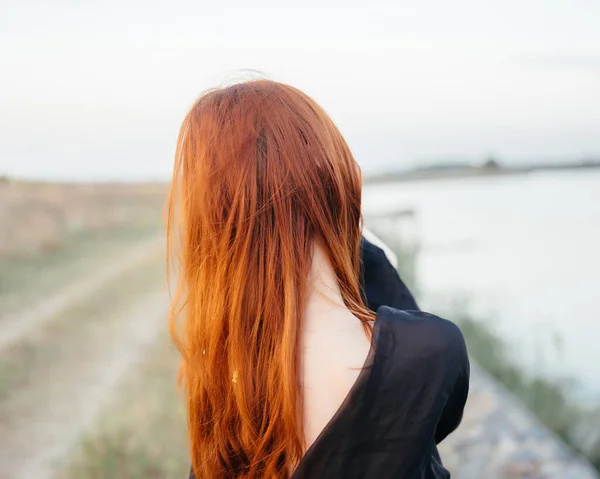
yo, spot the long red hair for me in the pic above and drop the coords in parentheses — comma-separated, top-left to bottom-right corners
(167, 80, 374, 478)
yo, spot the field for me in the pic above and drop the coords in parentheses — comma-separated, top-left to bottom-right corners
(0, 180, 190, 479)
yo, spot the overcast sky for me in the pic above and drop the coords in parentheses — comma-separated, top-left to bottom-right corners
(1, 0, 599, 181)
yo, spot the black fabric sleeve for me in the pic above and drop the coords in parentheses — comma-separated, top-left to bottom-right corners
(291, 308, 468, 479)
(360, 237, 419, 311)
(434, 326, 470, 444)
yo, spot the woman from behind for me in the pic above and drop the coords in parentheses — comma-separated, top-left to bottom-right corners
(167, 80, 469, 479)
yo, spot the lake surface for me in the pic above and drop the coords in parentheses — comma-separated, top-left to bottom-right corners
(363, 169, 600, 404)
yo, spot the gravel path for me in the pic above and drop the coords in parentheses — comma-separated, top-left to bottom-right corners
(0, 236, 164, 352)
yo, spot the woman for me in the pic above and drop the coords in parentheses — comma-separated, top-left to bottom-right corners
(167, 80, 469, 478)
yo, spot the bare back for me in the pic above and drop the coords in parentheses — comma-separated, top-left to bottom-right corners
(300, 246, 372, 451)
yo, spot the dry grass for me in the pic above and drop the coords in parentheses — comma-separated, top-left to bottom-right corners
(0, 180, 184, 477)
(0, 179, 167, 256)
(60, 335, 189, 479)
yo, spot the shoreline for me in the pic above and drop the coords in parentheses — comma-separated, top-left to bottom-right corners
(363, 163, 600, 185)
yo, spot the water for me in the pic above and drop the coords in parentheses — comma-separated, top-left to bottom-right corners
(363, 169, 600, 404)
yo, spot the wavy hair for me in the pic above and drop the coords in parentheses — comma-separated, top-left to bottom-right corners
(167, 80, 374, 478)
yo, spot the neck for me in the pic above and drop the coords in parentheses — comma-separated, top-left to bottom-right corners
(305, 244, 346, 314)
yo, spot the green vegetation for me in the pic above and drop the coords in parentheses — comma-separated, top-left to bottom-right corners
(456, 316, 579, 438)
(456, 315, 600, 470)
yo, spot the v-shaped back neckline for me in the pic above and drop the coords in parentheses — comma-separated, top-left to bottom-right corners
(290, 310, 383, 477)
(189, 308, 468, 479)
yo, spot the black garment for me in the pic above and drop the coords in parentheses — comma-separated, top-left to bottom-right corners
(189, 237, 469, 478)
(290, 306, 469, 478)
(359, 237, 419, 311)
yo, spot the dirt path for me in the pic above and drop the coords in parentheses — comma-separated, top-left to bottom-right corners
(0, 290, 169, 479)
(0, 235, 164, 352)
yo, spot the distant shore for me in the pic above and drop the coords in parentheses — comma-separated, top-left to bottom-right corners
(364, 159, 600, 185)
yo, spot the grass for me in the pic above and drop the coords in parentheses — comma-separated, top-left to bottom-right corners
(456, 316, 580, 436)
(59, 335, 189, 479)
(456, 314, 600, 470)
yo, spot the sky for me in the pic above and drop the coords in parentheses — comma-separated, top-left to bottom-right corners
(1, 0, 599, 181)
